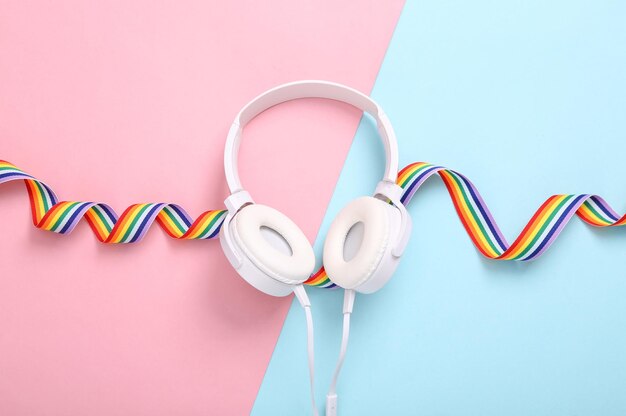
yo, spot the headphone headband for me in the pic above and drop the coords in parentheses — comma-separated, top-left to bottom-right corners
(224, 80, 399, 193)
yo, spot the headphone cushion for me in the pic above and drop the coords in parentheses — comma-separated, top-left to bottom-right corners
(323, 196, 392, 289)
(233, 204, 315, 285)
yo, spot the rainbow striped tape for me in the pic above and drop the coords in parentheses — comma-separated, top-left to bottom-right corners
(305, 162, 626, 288)
(397, 162, 626, 260)
(0, 161, 225, 243)
(2, 160, 624, 289)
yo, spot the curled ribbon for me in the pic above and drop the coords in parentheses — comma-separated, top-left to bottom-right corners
(306, 162, 626, 288)
(1, 160, 624, 289)
(0, 161, 225, 243)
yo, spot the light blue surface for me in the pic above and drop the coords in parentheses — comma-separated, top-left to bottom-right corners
(252, 1, 626, 414)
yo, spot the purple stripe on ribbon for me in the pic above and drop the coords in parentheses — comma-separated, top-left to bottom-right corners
(169, 204, 193, 227)
(58, 202, 96, 234)
(455, 171, 509, 252)
(0, 172, 33, 182)
(589, 195, 620, 221)
(525, 195, 589, 261)
(400, 165, 442, 204)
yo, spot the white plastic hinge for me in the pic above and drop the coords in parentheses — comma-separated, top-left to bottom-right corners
(374, 180, 403, 202)
(224, 190, 253, 213)
(374, 181, 411, 257)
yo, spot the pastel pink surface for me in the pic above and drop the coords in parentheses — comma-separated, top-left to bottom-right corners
(0, 1, 404, 415)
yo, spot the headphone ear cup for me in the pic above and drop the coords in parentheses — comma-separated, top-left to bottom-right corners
(323, 196, 402, 292)
(222, 204, 315, 295)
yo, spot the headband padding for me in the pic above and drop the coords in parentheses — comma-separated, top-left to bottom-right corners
(323, 197, 391, 289)
(233, 204, 315, 285)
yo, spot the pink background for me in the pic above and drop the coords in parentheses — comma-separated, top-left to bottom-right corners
(0, 1, 404, 414)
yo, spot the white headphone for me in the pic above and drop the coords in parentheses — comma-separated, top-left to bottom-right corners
(220, 80, 411, 296)
(219, 80, 412, 415)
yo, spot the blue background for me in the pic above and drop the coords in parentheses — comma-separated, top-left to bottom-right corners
(253, 0, 626, 414)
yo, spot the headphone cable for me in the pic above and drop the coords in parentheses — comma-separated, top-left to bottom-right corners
(294, 285, 319, 416)
(326, 289, 356, 416)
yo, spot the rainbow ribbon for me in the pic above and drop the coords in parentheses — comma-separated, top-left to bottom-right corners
(2, 160, 624, 289)
(0, 161, 225, 243)
(305, 162, 626, 288)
